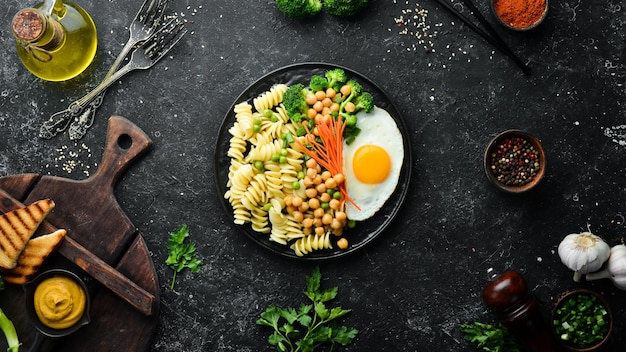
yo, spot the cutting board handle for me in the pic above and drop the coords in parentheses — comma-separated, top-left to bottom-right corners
(91, 116, 153, 187)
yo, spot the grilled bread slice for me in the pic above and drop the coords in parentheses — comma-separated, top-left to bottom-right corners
(0, 229, 66, 285)
(0, 199, 55, 269)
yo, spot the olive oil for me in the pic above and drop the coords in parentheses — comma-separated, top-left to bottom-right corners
(12, 0, 97, 82)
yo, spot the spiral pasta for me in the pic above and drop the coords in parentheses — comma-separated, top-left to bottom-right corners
(253, 84, 288, 112)
(224, 83, 346, 256)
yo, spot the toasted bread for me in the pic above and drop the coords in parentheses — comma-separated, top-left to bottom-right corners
(0, 199, 55, 269)
(0, 229, 66, 285)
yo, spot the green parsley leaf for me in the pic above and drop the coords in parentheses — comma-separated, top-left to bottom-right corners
(257, 266, 358, 351)
(459, 321, 521, 352)
(165, 224, 203, 290)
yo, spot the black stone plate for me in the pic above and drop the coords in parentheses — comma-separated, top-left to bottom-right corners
(215, 62, 412, 260)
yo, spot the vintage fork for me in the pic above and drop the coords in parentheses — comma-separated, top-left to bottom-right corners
(39, 18, 187, 139)
(39, 0, 170, 140)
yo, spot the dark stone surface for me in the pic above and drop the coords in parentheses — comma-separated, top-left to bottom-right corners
(0, 0, 625, 351)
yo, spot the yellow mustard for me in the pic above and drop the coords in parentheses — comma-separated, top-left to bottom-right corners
(33, 275, 86, 329)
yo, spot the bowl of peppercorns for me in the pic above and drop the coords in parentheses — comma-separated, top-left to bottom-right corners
(484, 129, 545, 193)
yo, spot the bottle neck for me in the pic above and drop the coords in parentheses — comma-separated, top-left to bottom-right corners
(12, 8, 66, 62)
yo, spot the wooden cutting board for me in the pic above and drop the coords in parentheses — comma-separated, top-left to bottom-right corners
(0, 116, 159, 351)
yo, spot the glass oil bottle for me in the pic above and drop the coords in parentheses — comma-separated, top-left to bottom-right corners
(11, 0, 97, 82)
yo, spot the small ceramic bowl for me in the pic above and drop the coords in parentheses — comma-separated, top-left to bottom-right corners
(23, 269, 91, 338)
(491, 0, 549, 31)
(552, 289, 612, 351)
(484, 129, 545, 193)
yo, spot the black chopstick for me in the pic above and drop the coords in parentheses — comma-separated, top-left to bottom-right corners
(430, 0, 531, 75)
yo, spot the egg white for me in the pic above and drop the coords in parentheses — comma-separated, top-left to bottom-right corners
(343, 106, 404, 221)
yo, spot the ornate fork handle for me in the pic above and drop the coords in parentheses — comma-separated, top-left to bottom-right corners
(39, 66, 136, 139)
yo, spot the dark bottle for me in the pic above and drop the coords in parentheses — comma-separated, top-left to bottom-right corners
(482, 270, 563, 352)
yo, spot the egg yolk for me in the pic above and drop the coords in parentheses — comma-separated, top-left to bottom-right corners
(352, 145, 391, 184)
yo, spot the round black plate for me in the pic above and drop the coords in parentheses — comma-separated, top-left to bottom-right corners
(215, 62, 412, 260)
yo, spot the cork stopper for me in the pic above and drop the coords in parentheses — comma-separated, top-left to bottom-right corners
(12, 8, 45, 41)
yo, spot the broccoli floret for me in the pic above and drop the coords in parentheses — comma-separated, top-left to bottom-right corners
(309, 75, 329, 92)
(282, 83, 311, 121)
(325, 68, 347, 90)
(324, 0, 369, 17)
(275, 0, 322, 18)
(354, 91, 374, 113)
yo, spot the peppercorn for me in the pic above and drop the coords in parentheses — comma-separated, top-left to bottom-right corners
(489, 137, 540, 187)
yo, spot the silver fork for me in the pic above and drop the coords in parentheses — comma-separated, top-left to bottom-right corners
(40, 18, 186, 140)
(39, 0, 170, 140)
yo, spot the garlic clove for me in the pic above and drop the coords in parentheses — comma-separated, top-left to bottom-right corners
(587, 244, 626, 290)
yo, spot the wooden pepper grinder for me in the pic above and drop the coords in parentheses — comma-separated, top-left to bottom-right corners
(482, 270, 563, 352)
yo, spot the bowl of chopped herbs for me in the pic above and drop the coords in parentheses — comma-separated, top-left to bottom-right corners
(552, 289, 612, 351)
(484, 129, 545, 193)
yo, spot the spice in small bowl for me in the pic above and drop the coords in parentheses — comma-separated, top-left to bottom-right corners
(484, 130, 545, 193)
(492, 0, 548, 31)
(552, 289, 612, 351)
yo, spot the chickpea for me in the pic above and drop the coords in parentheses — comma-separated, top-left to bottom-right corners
(286, 205, 296, 214)
(299, 202, 310, 212)
(335, 211, 347, 221)
(313, 174, 323, 185)
(330, 102, 340, 113)
(302, 218, 314, 228)
(325, 177, 337, 189)
(305, 93, 317, 105)
(313, 208, 325, 218)
(284, 195, 293, 206)
(315, 90, 326, 101)
(306, 158, 318, 169)
(322, 107, 331, 117)
(319, 192, 331, 203)
(305, 188, 318, 199)
(306, 167, 317, 179)
(322, 97, 333, 107)
(329, 199, 340, 210)
(316, 183, 327, 194)
(307, 108, 317, 119)
(333, 173, 345, 185)
(322, 213, 333, 225)
(313, 218, 323, 228)
(321, 170, 332, 181)
(340, 85, 351, 96)
(309, 198, 320, 209)
(315, 226, 326, 236)
(303, 176, 314, 187)
(337, 238, 349, 249)
(330, 219, 343, 230)
(292, 196, 303, 207)
(313, 101, 324, 112)
(326, 87, 336, 98)
(292, 211, 304, 222)
(303, 227, 312, 235)
(344, 101, 356, 113)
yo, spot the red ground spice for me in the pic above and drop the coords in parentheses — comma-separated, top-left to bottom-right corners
(493, 0, 546, 29)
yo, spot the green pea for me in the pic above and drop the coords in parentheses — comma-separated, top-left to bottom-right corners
(279, 156, 287, 164)
(254, 160, 264, 172)
(271, 154, 280, 162)
(263, 109, 273, 118)
(333, 191, 342, 199)
(292, 181, 301, 190)
(253, 124, 261, 133)
(321, 202, 330, 210)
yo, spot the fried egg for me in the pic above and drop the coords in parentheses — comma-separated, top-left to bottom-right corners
(343, 106, 404, 221)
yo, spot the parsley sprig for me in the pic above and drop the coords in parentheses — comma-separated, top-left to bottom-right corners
(459, 321, 521, 352)
(165, 224, 203, 290)
(256, 267, 358, 352)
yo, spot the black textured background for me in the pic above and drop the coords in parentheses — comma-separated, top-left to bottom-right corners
(0, 0, 625, 351)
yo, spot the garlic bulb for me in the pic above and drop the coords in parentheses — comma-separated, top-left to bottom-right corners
(586, 244, 626, 289)
(558, 230, 610, 282)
